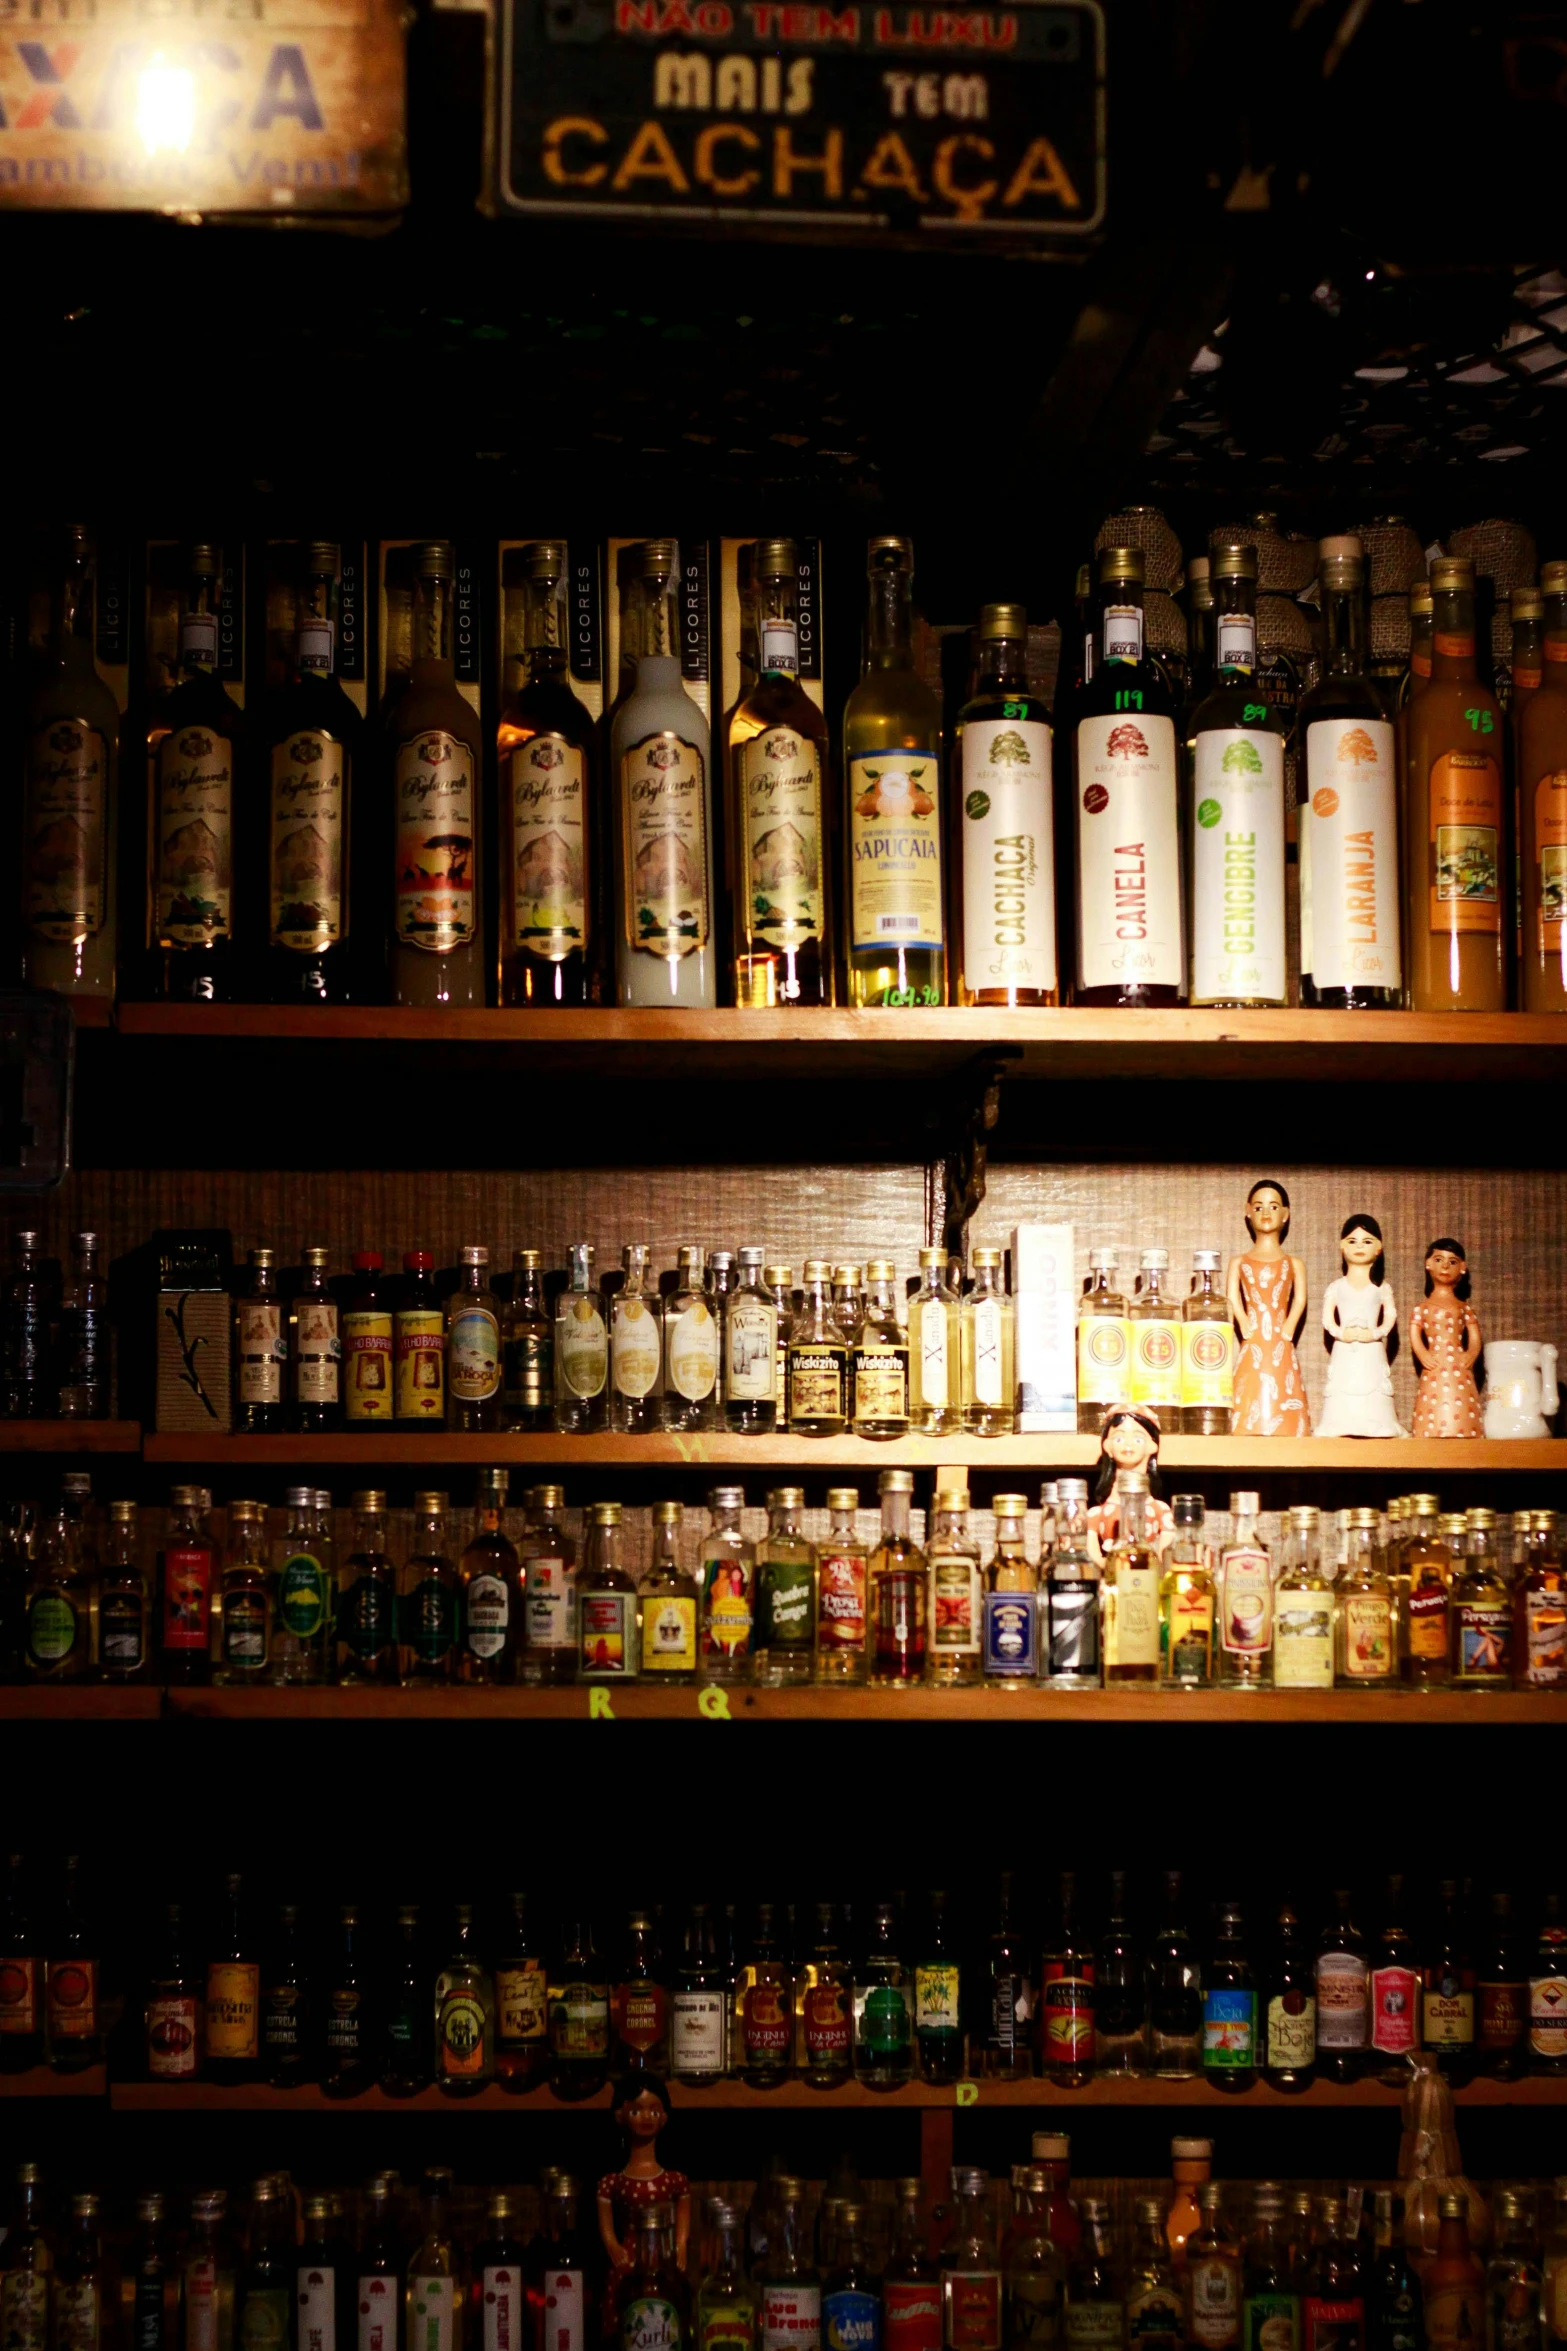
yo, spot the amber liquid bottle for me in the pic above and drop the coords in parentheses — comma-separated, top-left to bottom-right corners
(21, 528, 119, 1003)
(146, 542, 245, 1002)
(496, 539, 595, 1007)
(1403, 557, 1507, 1012)
(1518, 560, 1567, 1011)
(264, 542, 359, 1005)
(385, 540, 485, 1008)
(728, 536, 834, 1008)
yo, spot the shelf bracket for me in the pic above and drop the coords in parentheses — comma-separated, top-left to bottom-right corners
(930, 1053, 1011, 1264)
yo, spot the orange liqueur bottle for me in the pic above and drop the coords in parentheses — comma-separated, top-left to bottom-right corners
(1518, 558, 1567, 1010)
(1403, 556, 1507, 1012)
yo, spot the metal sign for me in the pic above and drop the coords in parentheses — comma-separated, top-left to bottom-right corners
(490, 0, 1104, 245)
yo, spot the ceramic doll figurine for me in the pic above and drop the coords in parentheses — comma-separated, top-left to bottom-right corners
(1227, 1178, 1311, 1437)
(1089, 1406, 1175, 1554)
(1317, 1214, 1406, 1439)
(1410, 1236, 1484, 1438)
(597, 2072, 690, 2302)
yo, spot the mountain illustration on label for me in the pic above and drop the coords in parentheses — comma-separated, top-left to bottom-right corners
(162, 817, 228, 886)
(1336, 726, 1380, 765)
(1105, 724, 1147, 759)
(854, 763, 934, 818)
(1221, 738, 1263, 774)
(752, 820, 816, 897)
(516, 830, 582, 905)
(29, 813, 92, 881)
(275, 823, 335, 892)
(988, 729, 1031, 764)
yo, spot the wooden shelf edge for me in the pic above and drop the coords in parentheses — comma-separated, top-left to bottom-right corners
(0, 1688, 163, 1720)
(0, 1422, 141, 1455)
(0, 2066, 106, 2098)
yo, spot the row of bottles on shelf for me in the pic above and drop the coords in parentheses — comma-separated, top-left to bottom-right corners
(19, 523, 1567, 1018)
(8, 1467, 1565, 1697)
(8, 1857, 1567, 2096)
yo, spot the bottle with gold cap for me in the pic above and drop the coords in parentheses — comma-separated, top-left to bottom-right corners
(1185, 541, 1289, 1008)
(264, 539, 360, 1006)
(961, 1246, 1014, 1435)
(1450, 1505, 1512, 1691)
(1298, 535, 1402, 1009)
(400, 1492, 460, 1682)
(386, 538, 485, 1009)
(496, 538, 597, 1008)
(1403, 555, 1507, 1012)
(1071, 546, 1185, 1006)
(926, 1480, 982, 1687)
(851, 1260, 910, 1439)
(147, 539, 246, 1002)
(610, 537, 716, 1008)
(843, 535, 946, 1008)
(954, 601, 1058, 1006)
(21, 527, 118, 1003)
(1517, 559, 1567, 1009)
(728, 535, 834, 1008)
(1183, 555, 1214, 721)
(909, 1245, 960, 1434)
(1402, 579, 1434, 709)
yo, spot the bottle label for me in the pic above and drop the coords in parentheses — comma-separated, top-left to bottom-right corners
(395, 1308, 445, 1420)
(1534, 768, 1567, 955)
(1478, 1977, 1525, 2052)
(1126, 2285, 1182, 2350)
(146, 1990, 199, 2076)
(984, 1591, 1037, 1677)
(1166, 1582, 1213, 1683)
(1340, 1593, 1393, 1680)
(789, 1346, 845, 1422)
(344, 1573, 394, 1659)
(741, 1977, 791, 2061)
(581, 1591, 633, 1674)
(943, 2275, 1001, 2351)
(760, 1560, 814, 1650)
(507, 734, 588, 956)
(915, 1297, 951, 1409)
(497, 1956, 548, 2044)
(1102, 604, 1143, 664)
(804, 1978, 850, 2061)
(545, 2272, 585, 2351)
(1531, 1971, 1567, 2056)
(875, 1566, 927, 1672)
(1203, 1985, 1256, 2068)
(741, 726, 825, 943)
(205, 1959, 259, 2057)
(1428, 750, 1502, 936)
(847, 747, 944, 953)
(621, 730, 711, 958)
(1273, 1597, 1334, 1688)
(726, 1295, 777, 1401)
(666, 1299, 719, 1402)
(2, 2275, 48, 2351)
(1190, 727, 1286, 1002)
(280, 1552, 326, 1639)
(99, 1593, 145, 1670)
(914, 1960, 960, 2035)
(851, 1343, 907, 1429)
(437, 1983, 489, 2077)
(0, 1953, 39, 2036)
(342, 1309, 394, 1420)
(395, 730, 476, 953)
(762, 616, 799, 672)
(27, 1590, 77, 1666)
(856, 1979, 912, 2058)
(465, 1570, 510, 1659)
(761, 2288, 820, 2351)
(550, 1983, 610, 2056)
(1077, 1312, 1131, 1407)
(237, 1300, 285, 1404)
(1423, 2285, 1483, 2351)
(1266, 1990, 1316, 2068)
(959, 716, 1057, 994)
(270, 730, 346, 951)
(1455, 1598, 1511, 1682)
(1371, 1963, 1418, 2054)
(161, 1544, 212, 1650)
(359, 2277, 397, 2351)
(56, 2281, 101, 2351)
(969, 1296, 1006, 1408)
(1180, 1320, 1234, 1409)
(1315, 1953, 1368, 2050)
(24, 719, 107, 941)
(1047, 1579, 1100, 1679)
(608, 1297, 660, 1400)
(223, 1590, 268, 1667)
(1216, 611, 1256, 671)
(671, 1988, 726, 2070)
(643, 1593, 698, 1672)
(1074, 711, 1182, 992)
(1188, 2257, 1240, 2350)
(1109, 1559, 1160, 1668)
(1524, 1587, 1567, 1686)
(1130, 1314, 1181, 1411)
(1303, 719, 1400, 989)
(409, 2278, 456, 2351)
(823, 2289, 880, 2351)
(930, 1556, 980, 1654)
(156, 724, 234, 945)
(818, 1548, 868, 1651)
(186, 2261, 222, 2351)
(1064, 2306, 1123, 2351)
(557, 1301, 608, 1399)
(525, 1555, 577, 1650)
(1404, 1582, 1448, 1658)
(448, 1306, 500, 1402)
(1422, 1980, 1475, 2047)
(1042, 1963, 1095, 2062)
(503, 1325, 551, 1416)
(1242, 2295, 1298, 2351)
(241, 2290, 290, 2351)
(1220, 1548, 1272, 1656)
(296, 1300, 342, 1405)
(481, 2270, 522, 2351)
(263, 1983, 303, 2060)
(623, 2298, 681, 2351)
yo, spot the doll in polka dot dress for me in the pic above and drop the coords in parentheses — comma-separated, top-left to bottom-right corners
(1410, 1236, 1484, 1439)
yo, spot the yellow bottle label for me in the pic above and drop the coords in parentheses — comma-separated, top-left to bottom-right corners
(1428, 749, 1502, 937)
(343, 1309, 394, 1420)
(642, 1593, 698, 1672)
(1341, 1592, 1393, 1678)
(25, 718, 107, 941)
(1109, 1561, 1160, 1668)
(1077, 1311, 1130, 1407)
(508, 732, 587, 954)
(156, 725, 234, 946)
(621, 730, 709, 958)
(1130, 1314, 1182, 1411)
(847, 749, 943, 952)
(205, 1960, 259, 2058)
(1179, 1319, 1235, 1409)
(1273, 1594, 1334, 1687)
(270, 728, 346, 951)
(612, 1297, 662, 1398)
(741, 728, 823, 940)
(395, 1308, 445, 1420)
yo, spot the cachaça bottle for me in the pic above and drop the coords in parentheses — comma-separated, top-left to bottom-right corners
(611, 538, 716, 1007)
(264, 540, 359, 1005)
(954, 601, 1058, 1006)
(20, 527, 118, 1002)
(728, 535, 834, 1008)
(497, 539, 596, 1007)
(843, 535, 946, 1008)
(1298, 535, 1402, 1008)
(1403, 555, 1507, 1011)
(386, 539, 485, 1008)
(1072, 546, 1185, 1005)
(146, 542, 244, 1001)
(1185, 541, 1288, 1008)
(1518, 557, 1567, 1010)
(1184, 556, 1214, 721)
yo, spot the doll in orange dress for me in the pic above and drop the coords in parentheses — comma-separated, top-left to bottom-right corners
(1226, 1178, 1311, 1437)
(1410, 1236, 1484, 1438)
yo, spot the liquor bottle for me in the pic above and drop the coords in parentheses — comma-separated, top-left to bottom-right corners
(490, 1890, 548, 2093)
(529, 2172, 593, 2351)
(501, 1249, 552, 1432)
(700, 2198, 759, 2351)
(1420, 1877, 1477, 2087)
(497, 540, 595, 1007)
(129, 2189, 177, 2351)
(214, 1498, 271, 1685)
(1185, 557, 1215, 712)
(971, 1873, 1030, 2083)
(379, 1902, 429, 2098)
(234, 1247, 286, 1435)
(1202, 1902, 1257, 2093)
(1185, 2185, 1241, 2351)
(1302, 2202, 1364, 2351)
(143, 1901, 200, 2083)
(1485, 2191, 1540, 2351)
(926, 1484, 982, 1689)
(1218, 1491, 1272, 1691)
(854, 1899, 914, 2089)
(395, 1252, 446, 1427)
(1242, 2188, 1299, 2351)
(405, 2170, 460, 2351)
(459, 1467, 522, 1684)
(1124, 2198, 1181, 2351)
(815, 1488, 870, 1685)
(663, 1246, 720, 1432)
(1515, 1508, 1566, 1691)
(434, 1903, 496, 2096)
(767, 1265, 794, 1432)
(719, 1247, 777, 1433)
(205, 1870, 260, 2085)
(843, 536, 944, 1008)
(265, 541, 359, 1004)
(320, 1904, 373, 2097)
(158, 1485, 215, 1687)
(754, 1488, 816, 1687)
(1404, 557, 1506, 1011)
(1529, 1888, 1567, 2076)
(1422, 2194, 1484, 2351)
(339, 1491, 400, 1685)
(851, 1260, 909, 1439)
(728, 537, 833, 1008)
(878, 2184, 939, 2351)
(1335, 1507, 1395, 1689)
(444, 1246, 502, 1432)
(698, 1485, 753, 1684)
(555, 1244, 608, 1434)
(1087, 1871, 1142, 2076)
(1178, 1251, 1233, 1436)
(0, 2162, 52, 2351)
(469, 2195, 527, 2351)
(1126, 1248, 1182, 1427)
(386, 540, 484, 1008)
(961, 1249, 1014, 1435)
(1039, 1872, 1094, 2089)
(1298, 536, 1402, 1008)
(1075, 1249, 1130, 1433)
(608, 1244, 661, 1434)
(1159, 1494, 1214, 1689)
(1370, 1874, 1420, 2085)
(789, 1901, 849, 2090)
(910, 1889, 962, 2086)
(1103, 1473, 1160, 1685)
(955, 602, 1057, 1007)
(1065, 2201, 1123, 2351)
(259, 1900, 309, 2089)
(908, 1248, 959, 1435)
(56, 1233, 108, 1420)
(641, 1500, 700, 1684)
(1185, 542, 1288, 1006)
(146, 543, 243, 1001)
(43, 1857, 100, 2074)
(276, 1485, 333, 1684)
(357, 2180, 403, 2351)
(787, 1261, 849, 1436)
(55, 2192, 104, 2351)
(289, 1246, 341, 1432)
(728, 1901, 788, 2088)
(25, 1474, 94, 1683)
(182, 2192, 237, 2351)
(342, 1251, 394, 1425)
(1518, 558, 1567, 1009)
(1401, 1498, 1453, 1689)
(235, 2180, 291, 2351)
(759, 2183, 819, 2351)
(20, 528, 118, 1001)
(1366, 2192, 1421, 2351)
(870, 1468, 927, 1686)
(0, 1856, 41, 2074)
(401, 1493, 460, 1683)
(576, 1501, 640, 1681)
(940, 2169, 1001, 2351)
(1315, 1887, 1368, 2085)
(1543, 2182, 1567, 2351)
(548, 1914, 610, 2100)
(1273, 1506, 1333, 1690)
(669, 1901, 727, 2087)
(1472, 1886, 1526, 2081)
(1046, 1478, 1101, 1690)
(1451, 1505, 1512, 1690)
(983, 1492, 1038, 1687)
(1263, 1897, 1317, 2093)
(1072, 546, 1184, 1007)
(817, 2201, 876, 2351)
(513, 1480, 574, 1687)
(611, 539, 715, 1008)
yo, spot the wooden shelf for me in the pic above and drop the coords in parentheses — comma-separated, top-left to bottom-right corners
(106, 1006, 1567, 1085)
(0, 1686, 162, 1720)
(0, 2065, 106, 2098)
(0, 1421, 141, 1454)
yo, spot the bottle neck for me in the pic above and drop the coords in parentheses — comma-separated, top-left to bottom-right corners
(978, 634, 1028, 695)
(881, 1494, 912, 1540)
(179, 579, 220, 679)
(413, 575, 454, 672)
(1431, 589, 1477, 682)
(1213, 578, 1258, 677)
(863, 562, 915, 674)
(758, 576, 801, 678)
(295, 574, 338, 682)
(1099, 584, 1146, 668)
(1321, 577, 1367, 678)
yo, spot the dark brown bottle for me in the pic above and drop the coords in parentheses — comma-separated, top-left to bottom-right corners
(1476, 1887, 1527, 2082)
(1420, 1878, 1476, 2090)
(1263, 1896, 1317, 2094)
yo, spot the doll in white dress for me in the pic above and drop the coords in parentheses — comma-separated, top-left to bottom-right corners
(1317, 1213, 1406, 1439)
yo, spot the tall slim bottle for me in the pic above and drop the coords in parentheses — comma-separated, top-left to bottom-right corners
(955, 602, 1058, 1006)
(1072, 546, 1185, 1005)
(611, 538, 716, 1006)
(1299, 535, 1402, 1008)
(264, 540, 359, 1005)
(728, 535, 834, 1007)
(386, 540, 485, 1008)
(1519, 557, 1567, 1010)
(497, 538, 596, 1007)
(21, 527, 118, 1002)
(1186, 542, 1288, 1008)
(1404, 556, 1507, 1011)
(146, 542, 244, 1002)
(843, 536, 946, 1007)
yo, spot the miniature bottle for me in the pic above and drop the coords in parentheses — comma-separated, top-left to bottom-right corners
(909, 1246, 960, 1434)
(1334, 1506, 1396, 1689)
(1160, 1493, 1214, 1689)
(235, 1248, 286, 1437)
(1179, 1250, 1234, 1436)
(1273, 1505, 1334, 1690)
(1263, 1897, 1318, 2093)
(664, 1245, 720, 1433)
(1217, 1491, 1272, 1691)
(725, 1247, 779, 1433)
(554, 1244, 608, 1435)
(290, 1245, 341, 1433)
(786, 1260, 849, 1436)
(445, 1246, 502, 1433)
(1400, 1498, 1454, 1690)
(962, 1248, 1014, 1436)
(401, 1493, 460, 1683)
(610, 1243, 663, 1435)
(577, 1501, 640, 1681)
(501, 1248, 552, 1432)
(753, 1488, 815, 1687)
(265, 540, 360, 1006)
(1450, 1505, 1512, 1691)
(870, 1469, 927, 1687)
(925, 1484, 982, 1689)
(1514, 1506, 1566, 1691)
(56, 1232, 109, 1421)
(1103, 1472, 1160, 1686)
(853, 1901, 914, 2088)
(1046, 1478, 1101, 1690)
(1076, 1248, 1131, 1433)
(640, 1501, 699, 1685)
(1041, 1872, 1096, 2089)
(699, 1484, 755, 1683)
(1128, 1247, 1183, 1428)
(983, 1492, 1038, 1687)
(1202, 1903, 1257, 2094)
(815, 1488, 870, 1685)
(852, 1259, 910, 1439)
(458, 1467, 522, 1685)
(1315, 1888, 1369, 2086)
(338, 1490, 400, 1686)
(270, 1485, 330, 1686)
(342, 1251, 394, 1426)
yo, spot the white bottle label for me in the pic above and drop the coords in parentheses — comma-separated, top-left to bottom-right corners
(1101, 605, 1143, 665)
(1189, 726, 1286, 1004)
(612, 1297, 661, 1398)
(1075, 712, 1181, 992)
(524, 1555, 576, 1649)
(542, 2272, 585, 2351)
(557, 1302, 607, 1398)
(358, 2277, 397, 2351)
(917, 1296, 950, 1409)
(1303, 717, 1401, 991)
(671, 1988, 726, 2070)
(482, 2269, 522, 2351)
(1216, 612, 1256, 670)
(762, 2288, 822, 2351)
(761, 618, 798, 672)
(725, 1295, 777, 1400)
(507, 734, 587, 955)
(271, 729, 346, 952)
(666, 1298, 718, 1402)
(960, 717, 1057, 994)
(409, 2277, 456, 2351)
(971, 1297, 1005, 1407)
(296, 2269, 336, 2351)
(620, 730, 710, 959)
(847, 749, 944, 952)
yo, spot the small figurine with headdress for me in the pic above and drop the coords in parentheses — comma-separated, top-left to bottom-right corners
(1089, 1405, 1174, 1554)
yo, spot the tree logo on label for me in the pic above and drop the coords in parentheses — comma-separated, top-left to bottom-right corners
(987, 729, 1031, 765)
(1105, 723, 1147, 760)
(1336, 727, 1379, 766)
(1221, 738, 1263, 774)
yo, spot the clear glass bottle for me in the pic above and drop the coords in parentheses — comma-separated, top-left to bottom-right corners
(1244, 2186, 1302, 2351)
(400, 1492, 460, 1683)
(25, 1476, 94, 1684)
(214, 1500, 271, 1687)
(1299, 535, 1402, 1008)
(289, 1245, 341, 1433)
(754, 1488, 815, 1688)
(640, 1501, 699, 1684)
(1160, 1493, 1214, 1689)
(1128, 1247, 1183, 1428)
(445, 1246, 502, 1434)
(3, 1229, 49, 1421)
(387, 538, 484, 1009)
(883, 2181, 940, 2349)
(338, 1490, 400, 1686)
(577, 1501, 640, 1681)
(940, 2169, 1002, 2349)
(459, 1467, 522, 1685)
(962, 1248, 1015, 1436)
(1149, 1875, 1203, 2079)
(1046, 1477, 1101, 1690)
(853, 1259, 910, 1439)
(56, 1233, 108, 1421)
(1515, 1507, 1566, 1691)
(786, 1260, 849, 1436)
(926, 1484, 982, 1690)
(98, 1499, 147, 1682)
(1041, 1870, 1096, 2090)
(1185, 2183, 1242, 2351)
(235, 1247, 286, 1437)
(1125, 2197, 1183, 2351)
(843, 536, 946, 1008)
(1273, 1505, 1334, 1690)
(516, 1481, 574, 1685)
(909, 1246, 960, 1434)
(146, 542, 244, 1002)
(984, 1492, 1038, 1687)
(21, 528, 118, 1002)
(610, 1243, 663, 1434)
(729, 536, 834, 1009)
(664, 1245, 720, 1431)
(1335, 1505, 1396, 1688)
(699, 1485, 754, 1683)
(1180, 1250, 1234, 1436)
(1451, 1505, 1512, 1691)
(497, 538, 595, 1007)
(279, 1483, 334, 1685)
(1076, 1248, 1131, 1432)
(548, 1913, 611, 2100)
(725, 1247, 778, 1433)
(853, 1899, 914, 2088)
(669, 1901, 728, 2086)
(612, 538, 716, 1007)
(766, 1264, 794, 1431)
(265, 540, 359, 1007)
(1103, 1473, 1161, 1685)
(870, 1469, 927, 1687)
(554, 1243, 608, 1434)
(501, 1248, 552, 1432)
(1186, 541, 1289, 1008)
(180, 2192, 235, 2351)
(956, 602, 1058, 1007)
(1484, 2191, 1540, 2351)
(699, 2201, 759, 2351)
(815, 1488, 870, 1685)
(1067, 2201, 1124, 2351)
(404, 2167, 462, 2351)
(1218, 1490, 1273, 1690)
(980, 1872, 1034, 2081)
(1095, 1870, 1146, 2075)
(1401, 1497, 1454, 1690)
